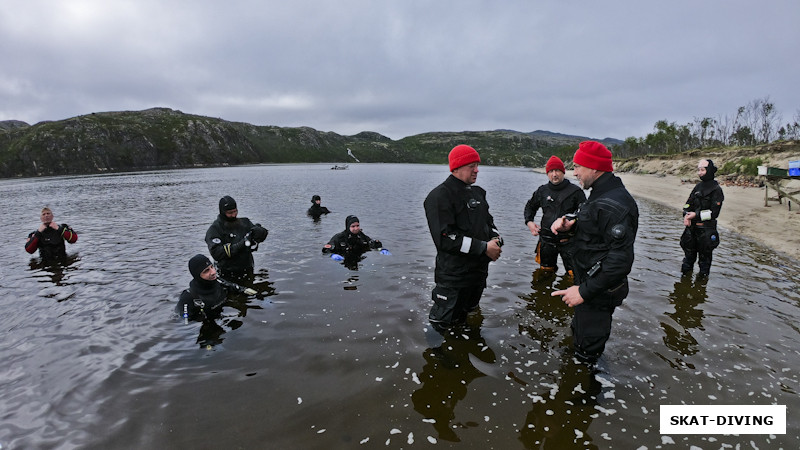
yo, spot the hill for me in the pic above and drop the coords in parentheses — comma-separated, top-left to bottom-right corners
(615, 140, 800, 185)
(0, 108, 619, 178)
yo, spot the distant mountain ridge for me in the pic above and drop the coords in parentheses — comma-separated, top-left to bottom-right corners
(0, 108, 621, 178)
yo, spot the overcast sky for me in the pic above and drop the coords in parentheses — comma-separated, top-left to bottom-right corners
(2, 1, 799, 141)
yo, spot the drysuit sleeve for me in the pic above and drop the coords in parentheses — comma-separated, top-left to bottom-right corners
(682, 186, 699, 217)
(176, 289, 203, 321)
(567, 188, 587, 214)
(60, 224, 78, 243)
(205, 224, 247, 261)
(523, 189, 541, 225)
(709, 187, 724, 220)
(322, 232, 343, 254)
(25, 231, 40, 253)
(361, 233, 382, 249)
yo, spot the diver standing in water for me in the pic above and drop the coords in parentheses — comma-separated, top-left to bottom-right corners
(307, 194, 331, 218)
(424, 144, 502, 332)
(25, 206, 78, 262)
(205, 196, 268, 280)
(524, 155, 585, 276)
(551, 141, 638, 364)
(680, 159, 724, 276)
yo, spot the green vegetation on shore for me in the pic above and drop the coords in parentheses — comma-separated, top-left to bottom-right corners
(616, 96, 800, 158)
(2, 104, 797, 180)
(0, 108, 618, 178)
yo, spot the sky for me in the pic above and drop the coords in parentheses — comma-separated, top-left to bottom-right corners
(2, 0, 799, 141)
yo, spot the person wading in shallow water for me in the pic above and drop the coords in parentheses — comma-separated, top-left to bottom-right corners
(524, 155, 585, 277)
(424, 144, 502, 332)
(205, 195, 268, 281)
(25, 207, 78, 262)
(322, 215, 383, 255)
(176, 254, 256, 322)
(551, 141, 638, 364)
(307, 194, 331, 218)
(680, 159, 724, 277)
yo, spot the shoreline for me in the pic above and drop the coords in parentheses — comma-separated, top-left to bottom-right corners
(532, 168, 800, 262)
(616, 172, 800, 263)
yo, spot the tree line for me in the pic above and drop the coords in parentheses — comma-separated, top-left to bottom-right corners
(614, 97, 800, 158)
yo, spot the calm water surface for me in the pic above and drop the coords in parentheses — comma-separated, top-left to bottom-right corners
(1, 164, 799, 449)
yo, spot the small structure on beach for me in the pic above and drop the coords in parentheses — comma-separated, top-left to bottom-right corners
(759, 162, 800, 211)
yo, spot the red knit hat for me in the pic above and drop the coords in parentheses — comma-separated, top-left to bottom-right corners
(545, 155, 566, 173)
(573, 141, 613, 172)
(448, 145, 481, 171)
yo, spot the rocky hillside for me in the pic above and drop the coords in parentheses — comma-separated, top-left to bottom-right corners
(615, 140, 800, 185)
(0, 108, 619, 178)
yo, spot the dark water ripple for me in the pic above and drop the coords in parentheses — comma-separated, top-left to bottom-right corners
(1, 164, 798, 449)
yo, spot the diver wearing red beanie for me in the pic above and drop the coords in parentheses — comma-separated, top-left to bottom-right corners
(572, 141, 613, 172)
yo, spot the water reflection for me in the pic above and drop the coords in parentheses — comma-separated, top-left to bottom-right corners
(519, 354, 604, 449)
(2, 165, 800, 449)
(191, 268, 276, 348)
(28, 253, 80, 293)
(518, 269, 575, 354)
(514, 270, 621, 448)
(661, 273, 708, 360)
(341, 253, 367, 271)
(413, 312, 496, 442)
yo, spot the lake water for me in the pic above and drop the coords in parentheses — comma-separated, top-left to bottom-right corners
(1, 163, 799, 449)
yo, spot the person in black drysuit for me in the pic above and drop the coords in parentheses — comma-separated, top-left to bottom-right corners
(25, 207, 79, 262)
(322, 215, 382, 256)
(176, 254, 255, 321)
(551, 141, 638, 364)
(205, 196, 268, 280)
(680, 159, 724, 276)
(524, 155, 586, 275)
(307, 194, 331, 218)
(424, 145, 502, 331)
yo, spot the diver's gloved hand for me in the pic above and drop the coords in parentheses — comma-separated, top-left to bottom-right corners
(250, 224, 268, 243)
(331, 254, 345, 261)
(243, 288, 257, 295)
(230, 238, 248, 253)
(242, 231, 261, 251)
(380, 249, 391, 255)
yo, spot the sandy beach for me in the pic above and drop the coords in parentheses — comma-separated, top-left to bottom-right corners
(616, 172, 800, 262)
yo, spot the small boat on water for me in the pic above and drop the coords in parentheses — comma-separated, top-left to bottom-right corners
(330, 148, 358, 169)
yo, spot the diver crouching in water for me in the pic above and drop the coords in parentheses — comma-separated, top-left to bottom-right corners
(176, 254, 256, 322)
(322, 215, 384, 269)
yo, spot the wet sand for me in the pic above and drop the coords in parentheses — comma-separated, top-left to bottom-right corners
(615, 172, 800, 262)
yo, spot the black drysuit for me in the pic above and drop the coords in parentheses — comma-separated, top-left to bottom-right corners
(524, 180, 585, 271)
(424, 174, 500, 327)
(564, 172, 638, 362)
(680, 180, 724, 275)
(205, 216, 259, 278)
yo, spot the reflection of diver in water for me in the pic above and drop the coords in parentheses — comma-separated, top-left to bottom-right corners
(661, 274, 708, 358)
(28, 253, 81, 290)
(518, 270, 608, 448)
(176, 254, 275, 348)
(518, 352, 604, 449)
(412, 312, 496, 443)
(519, 270, 576, 355)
